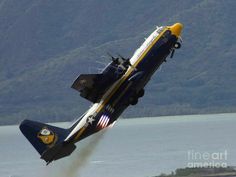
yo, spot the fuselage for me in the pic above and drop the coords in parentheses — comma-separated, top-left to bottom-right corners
(65, 23, 183, 143)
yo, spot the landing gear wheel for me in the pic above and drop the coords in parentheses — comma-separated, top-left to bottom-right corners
(130, 98, 138, 105)
(137, 89, 145, 97)
(174, 42, 181, 49)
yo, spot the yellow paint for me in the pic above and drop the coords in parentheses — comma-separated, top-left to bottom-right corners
(95, 26, 168, 113)
(37, 128, 55, 145)
(74, 126, 86, 142)
(74, 23, 183, 141)
(38, 135, 55, 144)
(168, 23, 183, 37)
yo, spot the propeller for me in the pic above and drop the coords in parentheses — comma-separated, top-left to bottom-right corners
(107, 52, 136, 71)
(117, 54, 132, 68)
(117, 54, 130, 62)
(107, 52, 120, 64)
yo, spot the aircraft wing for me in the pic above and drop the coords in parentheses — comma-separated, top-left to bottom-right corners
(71, 74, 111, 103)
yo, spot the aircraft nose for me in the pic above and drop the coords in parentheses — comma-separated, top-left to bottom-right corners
(170, 23, 183, 37)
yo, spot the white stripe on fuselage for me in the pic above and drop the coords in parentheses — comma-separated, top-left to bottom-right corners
(64, 26, 164, 142)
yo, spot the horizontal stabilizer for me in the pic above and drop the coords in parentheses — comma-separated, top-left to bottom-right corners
(41, 142, 76, 165)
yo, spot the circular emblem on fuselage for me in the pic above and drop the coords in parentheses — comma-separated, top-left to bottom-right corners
(37, 127, 55, 145)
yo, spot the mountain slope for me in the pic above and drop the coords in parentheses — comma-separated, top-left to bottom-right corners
(0, 0, 235, 124)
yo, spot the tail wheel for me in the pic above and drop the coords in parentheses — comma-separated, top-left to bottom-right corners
(174, 42, 181, 49)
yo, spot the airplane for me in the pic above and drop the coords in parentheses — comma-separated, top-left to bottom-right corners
(20, 23, 183, 164)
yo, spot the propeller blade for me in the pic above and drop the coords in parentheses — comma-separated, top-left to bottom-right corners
(178, 36, 183, 43)
(107, 52, 119, 63)
(107, 52, 113, 59)
(117, 54, 129, 61)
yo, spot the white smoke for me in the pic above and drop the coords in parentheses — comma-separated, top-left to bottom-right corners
(41, 129, 107, 177)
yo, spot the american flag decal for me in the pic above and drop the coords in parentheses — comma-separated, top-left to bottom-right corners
(97, 115, 110, 128)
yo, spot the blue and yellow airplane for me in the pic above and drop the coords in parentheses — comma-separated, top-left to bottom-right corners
(20, 23, 183, 164)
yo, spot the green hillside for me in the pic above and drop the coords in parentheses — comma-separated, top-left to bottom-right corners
(0, 0, 235, 125)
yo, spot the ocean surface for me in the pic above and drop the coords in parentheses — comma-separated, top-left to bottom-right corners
(0, 113, 236, 177)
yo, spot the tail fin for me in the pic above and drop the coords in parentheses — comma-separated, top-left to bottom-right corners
(20, 119, 76, 164)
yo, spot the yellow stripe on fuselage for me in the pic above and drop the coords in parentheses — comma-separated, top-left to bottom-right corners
(73, 126, 86, 142)
(74, 27, 170, 141)
(95, 27, 169, 113)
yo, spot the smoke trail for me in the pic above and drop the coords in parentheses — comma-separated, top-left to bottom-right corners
(64, 130, 106, 177)
(45, 129, 107, 177)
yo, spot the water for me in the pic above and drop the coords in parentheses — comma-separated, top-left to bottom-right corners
(0, 113, 236, 177)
